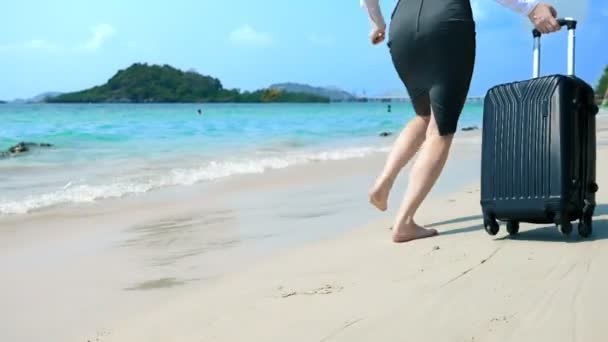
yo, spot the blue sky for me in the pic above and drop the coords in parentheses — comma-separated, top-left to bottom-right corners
(1, 0, 607, 100)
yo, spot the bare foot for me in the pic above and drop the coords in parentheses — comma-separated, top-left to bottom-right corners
(369, 178, 392, 211)
(392, 221, 439, 243)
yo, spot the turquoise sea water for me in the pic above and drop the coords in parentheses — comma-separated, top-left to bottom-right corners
(0, 102, 483, 215)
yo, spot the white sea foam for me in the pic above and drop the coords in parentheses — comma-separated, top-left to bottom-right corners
(0, 145, 390, 215)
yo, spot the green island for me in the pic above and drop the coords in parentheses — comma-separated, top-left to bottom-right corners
(597, 65, 608, 107)
(47, 63, 329, 103)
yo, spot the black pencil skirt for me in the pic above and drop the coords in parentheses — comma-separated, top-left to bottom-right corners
(387, 0, 477, 136)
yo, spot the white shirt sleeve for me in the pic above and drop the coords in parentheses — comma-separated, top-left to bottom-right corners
(360, 0, 538, 31)
(494, 0, 539, 16)
(360, 0, 386, 31)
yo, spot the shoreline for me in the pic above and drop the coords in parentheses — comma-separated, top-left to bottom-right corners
(0, 113, 484, 217)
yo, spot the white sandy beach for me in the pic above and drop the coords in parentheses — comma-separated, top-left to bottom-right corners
(1, 113, 608, 342)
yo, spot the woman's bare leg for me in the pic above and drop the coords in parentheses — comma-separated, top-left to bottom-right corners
(392, 110, 454, 243)
(369, 115, 430, 211)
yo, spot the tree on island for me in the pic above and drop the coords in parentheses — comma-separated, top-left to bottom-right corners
(47, 63, 329, 103)
(596, 65, 608, 106)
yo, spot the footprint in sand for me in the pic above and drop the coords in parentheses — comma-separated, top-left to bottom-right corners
(488, 315, 515, 331)
(490, 316, 510, 323)
(278, 284, 344, 298)
(87, 329, 111, 342)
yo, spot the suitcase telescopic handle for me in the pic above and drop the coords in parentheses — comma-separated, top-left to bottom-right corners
(532, 17, 577, 78)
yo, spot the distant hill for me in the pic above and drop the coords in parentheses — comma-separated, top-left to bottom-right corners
(29, 92, 63, 103)
(10, 92, 63, 104)
(0, 100, 6, 104)
(48, 63, 329, 103)
(269, 83, 356, 101)
(378, 89, 408, 98)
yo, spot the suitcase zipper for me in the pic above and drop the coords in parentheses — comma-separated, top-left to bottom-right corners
(390, 0, 402, 20)
(416, 0, 424, 32)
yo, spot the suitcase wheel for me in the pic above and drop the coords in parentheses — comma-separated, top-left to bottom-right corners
(557, 221, 573, 235)
(588, 182, 599, 194)
(578, 212, 593, 238)
(506, 221, 519, 236)
(590, 104, 599, 116)
(484, 218, 500, 236)
(555, 213, 573, 235)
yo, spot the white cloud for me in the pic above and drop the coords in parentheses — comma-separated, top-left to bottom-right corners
(82, 24, 116, 52)
(308, 33, 334, 47)
(0, 24, 116, 54)
(229, 25, 272, 47)
(24, 39, 58, 51)
(0, 39, 58, 52)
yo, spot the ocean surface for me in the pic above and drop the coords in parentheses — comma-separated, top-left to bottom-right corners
(0, 103, 483, 215)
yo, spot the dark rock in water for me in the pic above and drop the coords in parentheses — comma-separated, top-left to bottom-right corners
(461, 126, 479, 132)
(1, 142, 53, 159)
(379, 132, 393, 137)
(9, 143, 28, 154)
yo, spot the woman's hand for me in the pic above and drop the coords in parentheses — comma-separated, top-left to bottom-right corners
(370, 28, 386, 45)
(528, 3, 561, 34)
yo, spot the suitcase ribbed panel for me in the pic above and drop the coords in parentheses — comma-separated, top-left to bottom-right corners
(483, 77, 560, 201)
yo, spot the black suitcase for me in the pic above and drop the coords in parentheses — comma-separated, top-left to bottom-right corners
(480, 18, 600, 238)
